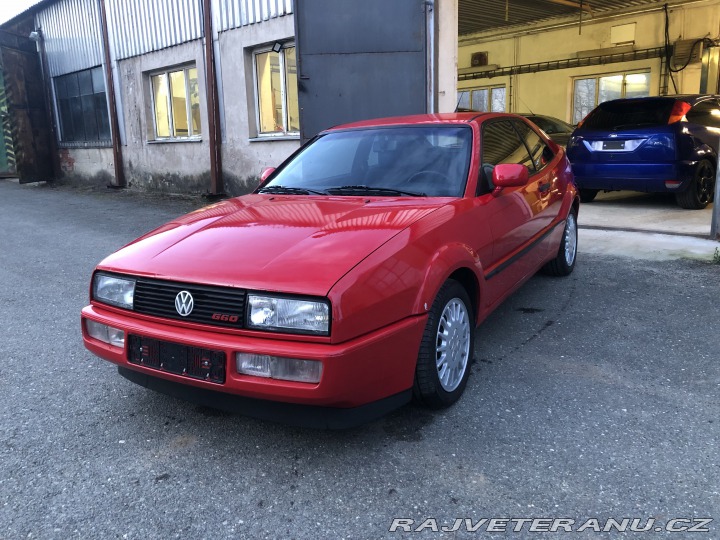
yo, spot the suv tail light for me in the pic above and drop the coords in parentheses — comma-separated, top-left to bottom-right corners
(668, 101, 691, 124)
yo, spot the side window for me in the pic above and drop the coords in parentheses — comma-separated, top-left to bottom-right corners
(482, 121, 532, 166)
(479, 120, 532, 194)
(686, 100, 720, 128)
(512, 120, 554, 172)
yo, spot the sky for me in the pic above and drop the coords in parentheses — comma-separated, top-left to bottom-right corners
(0, 0, 41, 25)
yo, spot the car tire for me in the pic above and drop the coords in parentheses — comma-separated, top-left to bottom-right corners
(579, 189, 598, 203)
(676, 160, 715, 210)
(413, 279, 474, 409)
(542, 210, 578, 277)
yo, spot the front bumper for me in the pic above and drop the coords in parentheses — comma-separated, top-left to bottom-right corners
(81, 305, 426, 425)
(117, 366, 412, 429)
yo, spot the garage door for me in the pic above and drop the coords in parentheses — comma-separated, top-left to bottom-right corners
(294, 0, 429, 142)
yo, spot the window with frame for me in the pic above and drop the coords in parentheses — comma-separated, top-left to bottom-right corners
(457, 86, 506, 113)
(150, 65, 201, 140)
(254, 44, 299, 136)
(572, 71, 650, 124)
(54, 67, 111, 144)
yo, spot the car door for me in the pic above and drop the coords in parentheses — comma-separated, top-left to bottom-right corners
(511, 119, 565, 236)
(477, 119, 545, 307)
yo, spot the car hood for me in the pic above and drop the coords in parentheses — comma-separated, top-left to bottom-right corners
(98, 194, 445, 296)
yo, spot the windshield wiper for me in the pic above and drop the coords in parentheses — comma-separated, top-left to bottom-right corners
(326, 185, 427, 197)
(258, 185, 328, 195)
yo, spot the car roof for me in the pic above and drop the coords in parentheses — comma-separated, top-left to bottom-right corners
(599, 94, 720, 106)
(325, 112, 498, 132)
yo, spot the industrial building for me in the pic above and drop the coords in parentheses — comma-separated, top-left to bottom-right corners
(0, 0, 718, 196)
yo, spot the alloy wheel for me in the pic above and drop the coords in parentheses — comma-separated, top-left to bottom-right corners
(436, 298, 471, 392)
(564, 213, 578, 267)
(696, 162, 714, 206)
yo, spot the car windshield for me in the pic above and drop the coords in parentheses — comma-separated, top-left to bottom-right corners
(581, 99, 676, 130)
(261, 126, 473, 197)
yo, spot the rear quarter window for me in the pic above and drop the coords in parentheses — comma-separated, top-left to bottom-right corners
(686, 100, 720, 128)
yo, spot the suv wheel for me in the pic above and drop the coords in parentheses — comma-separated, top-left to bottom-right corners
(676, 160, 715, 210)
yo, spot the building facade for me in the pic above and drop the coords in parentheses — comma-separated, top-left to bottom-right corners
(20, 0, 300, 195)
(2, 0, 718, 194)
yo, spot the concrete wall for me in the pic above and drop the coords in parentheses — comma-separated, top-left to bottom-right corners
(217, 14, 299, 195)
(437, 0, 458, 112)
(457, 0, 720, 123)
(116, 40, 211, 193)
(59, 15, 300, 196)
(57, 147, 115, 186)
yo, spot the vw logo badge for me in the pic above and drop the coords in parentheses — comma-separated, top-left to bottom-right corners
(175, 291, 194, 316)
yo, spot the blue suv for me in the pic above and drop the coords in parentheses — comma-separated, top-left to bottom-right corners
(567, 95, 719, 209)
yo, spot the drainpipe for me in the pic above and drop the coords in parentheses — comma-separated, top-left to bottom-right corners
(203, 0, 223, 196)
(712, 141, 720, 240)
(99, 0, 125, 188)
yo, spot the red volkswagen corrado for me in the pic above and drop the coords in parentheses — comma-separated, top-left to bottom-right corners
(81, 113, 579, 428)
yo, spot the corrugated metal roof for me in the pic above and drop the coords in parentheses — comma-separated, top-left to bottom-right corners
(106, 0, 204, 61)
(36, 0, 103, 77)
(215, 0, 293, 32)
(3, 0, 675, 44)
(459, 0, 667, 36)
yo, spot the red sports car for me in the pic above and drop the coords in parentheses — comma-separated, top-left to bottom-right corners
(81, 113, 579, 428)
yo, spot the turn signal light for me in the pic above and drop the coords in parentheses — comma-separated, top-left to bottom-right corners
(85, 319, 125, 348)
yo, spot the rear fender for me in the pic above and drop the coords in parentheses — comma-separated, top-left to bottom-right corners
(691, 143, 717, 166)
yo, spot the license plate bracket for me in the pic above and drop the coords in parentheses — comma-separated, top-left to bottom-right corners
(602, 140, 625, 150)
(128, 335, 226, 384)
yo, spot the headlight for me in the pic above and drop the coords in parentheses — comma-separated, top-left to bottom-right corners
(247, 294, 330, 335)
(92, 273, 135, 309)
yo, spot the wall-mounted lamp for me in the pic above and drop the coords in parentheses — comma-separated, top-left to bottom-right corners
(29, 31, 41, 42)
(271, 41, 283, 53)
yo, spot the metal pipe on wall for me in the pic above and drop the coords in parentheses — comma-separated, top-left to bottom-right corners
(203, 0, 223, 196)
(99, 0, 125, 188)
(426, 0, 435, 114)
(712, 140, 720, 240)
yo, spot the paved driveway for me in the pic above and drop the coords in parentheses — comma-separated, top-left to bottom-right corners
(579, 191, 714, 237)
(1, 181, 719, 539)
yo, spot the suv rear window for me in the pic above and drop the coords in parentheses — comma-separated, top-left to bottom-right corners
(581, 99, 675, 130)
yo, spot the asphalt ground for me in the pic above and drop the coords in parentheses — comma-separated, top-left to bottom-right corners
(1, 180, 719, 539)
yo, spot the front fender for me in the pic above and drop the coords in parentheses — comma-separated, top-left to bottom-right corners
(328, 204, 490, 344)
(411, 242, 483, 319)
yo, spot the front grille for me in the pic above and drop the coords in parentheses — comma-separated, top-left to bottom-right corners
(128, 335, 226, 383)
(133, 277, 245, 329)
